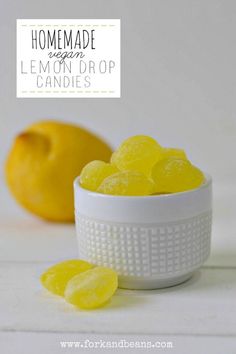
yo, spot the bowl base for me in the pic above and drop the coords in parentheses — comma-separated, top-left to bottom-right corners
(118, 272, 194, 290)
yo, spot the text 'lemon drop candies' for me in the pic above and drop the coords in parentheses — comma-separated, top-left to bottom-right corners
(65, 267, 118, 309)
(151, 158, 205, 194)
(40, 259, 93, 296)
(97, 171, 155, 196)
(111, 135, 162, 176)
(80, 160, 118, 191)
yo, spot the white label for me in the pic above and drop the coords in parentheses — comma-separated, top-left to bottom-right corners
(17, 19, 120, 98)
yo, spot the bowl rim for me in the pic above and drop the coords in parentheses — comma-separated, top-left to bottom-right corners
(74, 173, 212, 201)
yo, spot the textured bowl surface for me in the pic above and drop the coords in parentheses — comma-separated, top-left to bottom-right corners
(74, 175, 212, 289)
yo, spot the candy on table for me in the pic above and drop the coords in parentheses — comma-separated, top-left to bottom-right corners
(40, 261, 118, 310)
(80, 160, 118, 191)
(97, 170, 156, 196)
(151, 157, 205, 194)
(65, 267, 118, 309)
(40, 259, 93, 296)
(111, 135, 162, 177)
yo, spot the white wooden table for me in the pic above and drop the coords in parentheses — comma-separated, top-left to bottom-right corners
(1, 183, 236, 354)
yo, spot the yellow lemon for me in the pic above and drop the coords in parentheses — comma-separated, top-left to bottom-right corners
(5, 120, 112, 222)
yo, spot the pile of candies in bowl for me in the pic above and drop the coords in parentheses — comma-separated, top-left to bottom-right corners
(80, 135, 205, 196)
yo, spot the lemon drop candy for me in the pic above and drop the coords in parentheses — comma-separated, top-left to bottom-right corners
(161, 147, 187, 160)
(151, 158, 205, 194)
(80, 160, 118, 191)
(97, 170, 155, 196)
(40, 260, 93, 296)
(65, 267, 118, 309)
(111, 135, 162, 176)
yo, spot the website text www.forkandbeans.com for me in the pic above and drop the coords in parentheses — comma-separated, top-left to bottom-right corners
(60, 339, 174, 349)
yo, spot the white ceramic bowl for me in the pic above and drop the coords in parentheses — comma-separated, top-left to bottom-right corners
(74, 175, 212, 290)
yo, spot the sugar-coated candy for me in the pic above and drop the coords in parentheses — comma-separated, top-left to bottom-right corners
(161, 147, 187, 160)
(65, 266, 118, 309)
(111, 135, 162, 176)
(97, 170, 155, 196)
(40, 260, 93, 296)
(151, 158, 204, 194)
(80, 160, 118, 191)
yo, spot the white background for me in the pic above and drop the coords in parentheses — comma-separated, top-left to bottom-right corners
(0, 1, 236, 353)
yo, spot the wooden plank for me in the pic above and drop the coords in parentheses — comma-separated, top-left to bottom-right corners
(0, 218, 77, 262)
(1, 331, 236, 354)
(0, 263, 235, 336)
